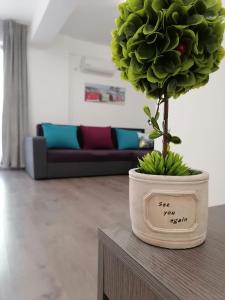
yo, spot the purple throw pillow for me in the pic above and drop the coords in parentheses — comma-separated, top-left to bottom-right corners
(80, 126, 114, 149)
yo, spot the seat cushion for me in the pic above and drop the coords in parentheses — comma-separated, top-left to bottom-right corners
(47, 149, 149, 163)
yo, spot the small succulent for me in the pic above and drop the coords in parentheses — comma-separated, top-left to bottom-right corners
(138, 151, 199, 176)
(112, 0, 225, 99)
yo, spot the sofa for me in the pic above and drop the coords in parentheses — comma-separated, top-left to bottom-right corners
(25, 124, 153, 180)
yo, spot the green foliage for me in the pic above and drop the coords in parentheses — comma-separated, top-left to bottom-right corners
(144, 105, 182, 144)
(149, 128, 163, 139)
(112, 0, 225, 99)
(143, 105, 152, 118)
(169, 134, 182, 144)
(138, 150, 193, 175)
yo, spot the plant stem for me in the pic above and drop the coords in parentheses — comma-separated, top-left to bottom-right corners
(162, 95, 169, 158)
(155, 96, 164, 119)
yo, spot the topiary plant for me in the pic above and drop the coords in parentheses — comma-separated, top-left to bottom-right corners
(112, 0, 225, 174)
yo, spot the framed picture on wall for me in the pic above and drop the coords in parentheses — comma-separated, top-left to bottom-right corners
(85, 83, 125, 104)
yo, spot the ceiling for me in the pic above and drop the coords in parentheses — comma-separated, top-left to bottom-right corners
(0, 0, 39, 24)
(1, 0, 224, 47)
(61, 0, 122, 46)
(0, 0, 122, 46)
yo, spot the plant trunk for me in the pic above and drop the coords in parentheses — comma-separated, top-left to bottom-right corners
(162, 96, 169, 158)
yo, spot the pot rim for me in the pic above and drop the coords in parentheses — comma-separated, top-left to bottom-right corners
(129, 168, 209, 183)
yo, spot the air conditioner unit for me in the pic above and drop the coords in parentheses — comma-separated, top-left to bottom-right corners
(80, 56, 115, 77)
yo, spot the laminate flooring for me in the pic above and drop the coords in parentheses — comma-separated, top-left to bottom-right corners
(0, 170, 131, 300)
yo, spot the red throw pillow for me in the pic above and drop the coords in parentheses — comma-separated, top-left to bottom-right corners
(80, 126, 114, 149)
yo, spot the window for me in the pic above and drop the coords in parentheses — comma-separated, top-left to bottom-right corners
(0, 48, 3, 160)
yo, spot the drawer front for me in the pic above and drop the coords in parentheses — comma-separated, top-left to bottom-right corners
(103, 246, 161, 300)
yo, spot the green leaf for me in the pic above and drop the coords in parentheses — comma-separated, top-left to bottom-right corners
(143, 105, 152, 118)
(172, 25, 189, 29)
(126, 13, 143, 28)
(132, 24, 145, 41)
(188, 169, 202, 175)
(187, 14, 204, 25)
(127, 56, 146, 81)
(156, 33, 170, 52)
(146, 33, 158, 44)
(128, 0, 144, 11)
(152, 0, 167, 12)
(167, 28, 180, 50)
(151, 117, 160, 130)
(205, 0, 218, 9)
(155, 111, 160, 120)
(121, 71, 128, 80)
(119, 57, 130, 68)
(177, 71, 196, 87)
(172, 11, 180, 23)
(143, 24, 155, 35)
(127, 39, 144, 52)
(180, 57, 194, 71)
(136, 43, 156, 60)
(216, 47, 225, 63)
(153, 51, 181, 78)
(122, 22, 137, 39)
(167, 79, 177, 97)
(147, 67, 160, 83)
(183, 29, 195, 40)
(144, 0, 158, 20)
(149, 129, 163, 139)
(115, 16, 124, 29)
(118, 2, 130, 19)
(194, 0, 207, 14)
(144, 11, 162, 35)
(166, 3, 190, 25)
(170, 135, 182, 144)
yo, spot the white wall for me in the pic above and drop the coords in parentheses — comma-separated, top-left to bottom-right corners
(69, 56, 152, 130)
(28, 35, 154, 134)
(170, 66, 225, 207)
(168, 0, 225, 207)
(155, 45, 225, 207)
(29, 34, 225, 206)
(28, 38, 69, 132)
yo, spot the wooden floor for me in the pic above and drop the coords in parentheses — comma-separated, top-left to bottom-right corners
(0, 170, 131, 300)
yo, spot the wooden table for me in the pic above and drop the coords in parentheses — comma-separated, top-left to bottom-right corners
(98, 205, 225, 300)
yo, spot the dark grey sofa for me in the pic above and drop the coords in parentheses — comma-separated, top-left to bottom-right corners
(25, 125, 153, 180)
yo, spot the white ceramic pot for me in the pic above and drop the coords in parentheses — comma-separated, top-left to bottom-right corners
(129, 169, 209, 249)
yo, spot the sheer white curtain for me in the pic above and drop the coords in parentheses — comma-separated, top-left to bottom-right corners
(0, 48, 3, 161)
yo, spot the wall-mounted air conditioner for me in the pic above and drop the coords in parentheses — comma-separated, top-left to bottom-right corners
(80, 56, 115, 77)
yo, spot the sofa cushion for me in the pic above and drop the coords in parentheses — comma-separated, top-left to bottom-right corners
(80, 126, 114, 149)
(115, 128, 139, 150)
(137, 132, 154, 149)
(42, 124, 80, 149)
(47, 149, 149, 163)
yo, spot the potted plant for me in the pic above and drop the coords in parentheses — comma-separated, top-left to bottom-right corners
(112, 0, 225, 248)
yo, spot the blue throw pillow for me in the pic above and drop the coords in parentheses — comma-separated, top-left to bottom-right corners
(115, 129, 139, 150)
(41, 124, 80, 149)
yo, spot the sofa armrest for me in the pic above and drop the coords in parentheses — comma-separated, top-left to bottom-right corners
(24, 136, 47, 179)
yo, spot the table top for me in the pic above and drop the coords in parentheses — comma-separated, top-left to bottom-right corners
(99, 205, 225, 300)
